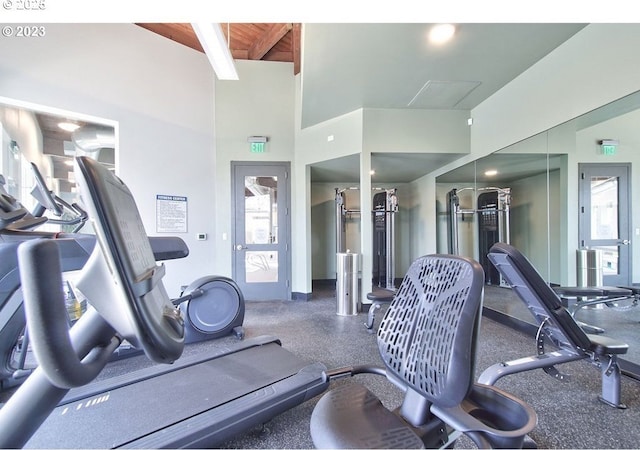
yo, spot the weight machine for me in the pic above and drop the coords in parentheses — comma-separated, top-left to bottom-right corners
(335, 187, 398, 290)
(446, 186, 511, 286)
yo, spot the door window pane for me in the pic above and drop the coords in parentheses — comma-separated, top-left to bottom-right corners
(244, 176, 278, 244)
(245, 251, 278, 283)
(590, 176, 618, 240)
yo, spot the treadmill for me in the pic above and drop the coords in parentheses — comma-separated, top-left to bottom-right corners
(0, 156, 328, 448)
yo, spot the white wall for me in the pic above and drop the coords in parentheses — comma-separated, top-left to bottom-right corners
(0, 24, 215, 295)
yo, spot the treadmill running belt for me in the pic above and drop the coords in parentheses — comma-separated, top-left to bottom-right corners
(26, 342, 327, 448)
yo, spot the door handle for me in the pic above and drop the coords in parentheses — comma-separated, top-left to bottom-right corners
(235, 244, 248, 251)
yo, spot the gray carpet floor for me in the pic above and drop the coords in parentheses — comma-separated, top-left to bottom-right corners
(3, 285, 640, 448)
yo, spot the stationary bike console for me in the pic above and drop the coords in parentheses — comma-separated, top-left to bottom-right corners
(74, 156, 184, 364)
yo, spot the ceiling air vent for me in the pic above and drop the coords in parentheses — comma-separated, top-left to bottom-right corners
(408, 80, 481, 109)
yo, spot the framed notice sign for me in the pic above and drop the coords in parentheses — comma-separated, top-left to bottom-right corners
(156, 194, 188, 233)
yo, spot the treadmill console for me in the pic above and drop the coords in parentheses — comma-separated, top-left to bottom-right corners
(74, 156, 184, 363)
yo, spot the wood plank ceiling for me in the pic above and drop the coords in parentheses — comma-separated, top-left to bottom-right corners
(136, 23, 302, 75)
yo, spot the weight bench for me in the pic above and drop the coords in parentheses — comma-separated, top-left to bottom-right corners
(552, 285, 635, 334)
(480, 243, 629, 409)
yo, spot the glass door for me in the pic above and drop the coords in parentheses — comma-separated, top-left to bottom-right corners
(578, 163, 631, 286)
(231, 162, 290, 300)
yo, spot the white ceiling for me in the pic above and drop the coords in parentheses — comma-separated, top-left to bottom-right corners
(301, 23, 587, 183)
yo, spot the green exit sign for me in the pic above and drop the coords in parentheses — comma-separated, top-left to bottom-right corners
(250, 142, 265, 153)
(600, 139, 618, 156)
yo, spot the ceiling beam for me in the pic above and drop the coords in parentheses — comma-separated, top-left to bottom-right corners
(248, 23, 292, 60)
(292, 23, 301, 75)
(137, 23, 203, 52)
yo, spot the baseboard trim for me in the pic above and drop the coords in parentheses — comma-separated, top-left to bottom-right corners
(292, 291, 312, 301)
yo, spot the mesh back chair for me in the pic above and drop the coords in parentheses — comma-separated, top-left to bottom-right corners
(310, 254, 537, 448)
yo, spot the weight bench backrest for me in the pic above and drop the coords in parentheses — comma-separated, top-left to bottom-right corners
(376, 254, 484, 407)
(487, 242, 592, 352)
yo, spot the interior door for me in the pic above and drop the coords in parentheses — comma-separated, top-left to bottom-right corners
(231, 162, 291, 300)
(578, 163, 632, 286)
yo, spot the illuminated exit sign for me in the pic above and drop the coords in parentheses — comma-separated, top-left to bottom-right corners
(599, 139, 618, 156)
(248, 136, 268, 153)
(250, 142, 265, 153)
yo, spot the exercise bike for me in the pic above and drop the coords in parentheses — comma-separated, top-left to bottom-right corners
(0, 162, 244, 391)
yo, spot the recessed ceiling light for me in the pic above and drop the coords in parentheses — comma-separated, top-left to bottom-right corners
(429, 24, 456, 45)
(485, 169, 498, 177)
(58, 122, 80, 132)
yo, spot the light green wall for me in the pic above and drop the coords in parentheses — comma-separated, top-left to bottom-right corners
(300, 107, 469, 297)
(363, 109, 470, 153)
(214, 60, 296, 280)
(418, 24, 640, 278)
(573, 109, 640, 282)
(508, 171, 559, 282)
(294, 109, 364, 294)
(470, 24, 640, 160)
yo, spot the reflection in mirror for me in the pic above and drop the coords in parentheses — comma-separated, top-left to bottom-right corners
(437, 145, 553, 278)
(0, 99, 115, 232)
(437, 90, 640, 377)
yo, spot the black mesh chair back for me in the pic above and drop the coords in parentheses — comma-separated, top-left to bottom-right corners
(377, 254, 483, 407)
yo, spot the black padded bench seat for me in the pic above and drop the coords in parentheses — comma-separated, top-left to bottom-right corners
(480, 243, 629, 409)
(617, 285, 640, 295)
(552, 286, 634, 334)
(553, 286, 630, 297)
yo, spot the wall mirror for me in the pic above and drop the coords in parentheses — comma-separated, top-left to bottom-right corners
(436, 89, 640, 376)
(0, 98, 116, 231)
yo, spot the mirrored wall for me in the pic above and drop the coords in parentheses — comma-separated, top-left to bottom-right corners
(436, 90, 640, 376)
(1, 99, 115, 231)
